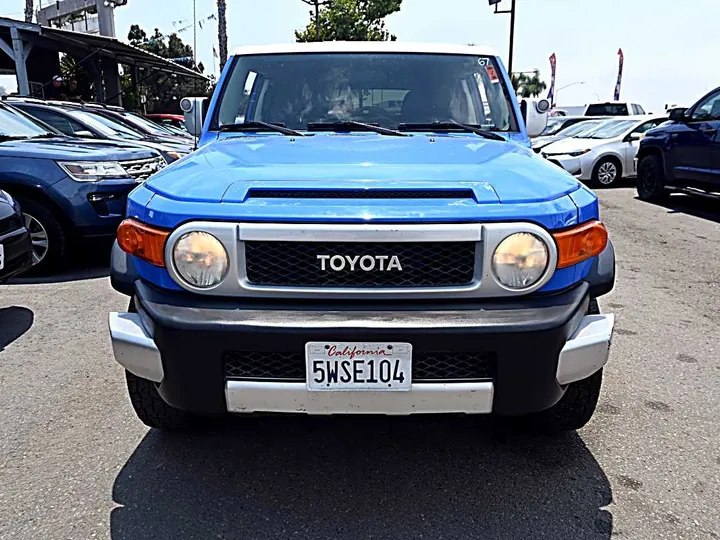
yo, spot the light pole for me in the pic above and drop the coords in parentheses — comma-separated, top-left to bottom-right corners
(489, 0, 517, 76)
(555, 81, 585, 104)
(301, 0, 332, 41)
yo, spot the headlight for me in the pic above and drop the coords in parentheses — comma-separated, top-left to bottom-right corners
(0, 189, 13, 205)
(57, 161, 130, 182)
(567, 149, 591, 157)
(492, 232, 550, 289)
(166, 151, 189, 161)
(172, 231, 229, 288)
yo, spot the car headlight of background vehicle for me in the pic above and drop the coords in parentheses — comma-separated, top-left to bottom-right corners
(567, 149, 592, 157)
(0, 189, 13, 205)
(172, 231, 229, 288)
(165, 150, 189, 161)
(491, 232, 550, 289)
(57, 161, 130, 182)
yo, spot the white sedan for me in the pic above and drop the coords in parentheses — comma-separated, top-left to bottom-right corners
(540, 115, 668, 187)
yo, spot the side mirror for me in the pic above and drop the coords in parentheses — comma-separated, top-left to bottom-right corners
(74, 130, 94, 138)
(669, 107, 688, 121)
(522, 98, 550, 138)
(180, 97, 210, 137)
(627, 132, 643, 142)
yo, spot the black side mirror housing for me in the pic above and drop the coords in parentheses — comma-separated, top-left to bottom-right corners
(669, 107, 688, 121)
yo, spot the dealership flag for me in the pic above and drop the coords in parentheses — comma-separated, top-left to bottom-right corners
(614, 48, 624, 101)
(547, 53, 557, 106)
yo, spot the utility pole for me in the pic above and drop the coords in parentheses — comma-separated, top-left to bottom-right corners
(217, 0, 228, 71)
(24, 0, 33, 22)
(490, 0, 517, 75)
(301, 0, 332, 41)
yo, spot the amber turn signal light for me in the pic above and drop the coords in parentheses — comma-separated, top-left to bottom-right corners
(117, 218, 170, 267)
(553, 220, 608, 269)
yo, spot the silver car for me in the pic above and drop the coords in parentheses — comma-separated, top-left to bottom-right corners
(540, 115, 668, 186)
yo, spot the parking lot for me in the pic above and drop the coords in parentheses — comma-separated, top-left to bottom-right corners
(0, 187, 718, 540)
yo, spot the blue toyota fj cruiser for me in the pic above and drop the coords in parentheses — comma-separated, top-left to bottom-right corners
(109, 43, 616, 433)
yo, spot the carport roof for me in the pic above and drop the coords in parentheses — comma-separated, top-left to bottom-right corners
(0, 16, 209, 80)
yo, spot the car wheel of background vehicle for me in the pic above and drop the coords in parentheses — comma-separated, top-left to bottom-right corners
(591, 157, 622, 187)
(637, 155, 670, 202)
(15, 197, 67, 276)
(529, 368, 604, 433)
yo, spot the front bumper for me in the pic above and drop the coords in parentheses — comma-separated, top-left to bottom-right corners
(109, 281, 614, 416)
(0, 227, 32, 281)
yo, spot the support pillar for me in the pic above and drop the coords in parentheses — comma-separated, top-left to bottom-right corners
(10, 27, 30, 96)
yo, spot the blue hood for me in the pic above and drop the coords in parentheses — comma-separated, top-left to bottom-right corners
(0, 137, 158, 161)
(144, 133, 580, 204)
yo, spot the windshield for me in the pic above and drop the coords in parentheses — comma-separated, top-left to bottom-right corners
(0, 104, 56, 138)
(541, 118, 566, 135)
(557, 120, 603, 137)
(68, 110, 143, 140)
(118, 112, 176, 136)
(215, 53, 517, 132)
(577, 119, 638, 139)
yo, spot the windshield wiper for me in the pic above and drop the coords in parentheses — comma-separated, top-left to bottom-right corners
(32, 133, 60, 139)
(0, 135, 30, 141)
(307, 120, 409, 137)
(219, 121, 307, 137)
(398, 120, 505, 141)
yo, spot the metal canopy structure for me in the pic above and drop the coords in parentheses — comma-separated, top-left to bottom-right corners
(0, 16, 208, 106)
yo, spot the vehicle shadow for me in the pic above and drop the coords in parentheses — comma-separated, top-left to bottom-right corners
(0, 306, 34, 352)
(111, 416, 613, 540)
(639, 193, 720, 224)
(7, 243, 111, 285)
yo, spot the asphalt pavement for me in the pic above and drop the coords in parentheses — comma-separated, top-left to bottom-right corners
(0, 187, 719, 540)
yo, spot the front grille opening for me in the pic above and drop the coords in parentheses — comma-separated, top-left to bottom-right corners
(247, 189, 475, 200)
(245, 241, 476, 288)
(223, 351, 496, 382)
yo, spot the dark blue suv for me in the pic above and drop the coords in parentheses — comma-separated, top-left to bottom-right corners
(0, 103, 165, 274)
(636, 86, 720, 201)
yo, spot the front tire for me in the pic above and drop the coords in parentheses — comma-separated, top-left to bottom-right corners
(637, 154, 670, 202)
(529, 369, 603, 433)
(126, 371, 196, 431)
(591, 157, 622, 188)
(15, 197, 68, 276)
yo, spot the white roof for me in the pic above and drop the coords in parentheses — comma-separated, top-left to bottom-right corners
(233, 41, 499, 57)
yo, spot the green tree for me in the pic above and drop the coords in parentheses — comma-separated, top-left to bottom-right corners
(295, 0, 402, 42)
(124, 24, 211, 113)
(512, 69, 547, 98)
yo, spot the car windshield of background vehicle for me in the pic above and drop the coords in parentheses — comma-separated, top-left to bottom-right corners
(68, 110, 144, 140)
(215, 53, 517, 132)
(585, 103, 629, 116)
(557, 120, 603, 137)
(579, 119, 638, 139)
(541, 117, 565, 135)
(0, 105, 55, 138)
(119, 112, 175, 136)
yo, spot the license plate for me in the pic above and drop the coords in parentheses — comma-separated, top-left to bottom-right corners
(305, 342, 412, 391)
(0, 244, 4, 271)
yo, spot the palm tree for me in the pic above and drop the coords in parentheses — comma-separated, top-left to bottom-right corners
(24, 0, 33, 22)
(511, 70, 547, 99)
(217, 0, 228, 71)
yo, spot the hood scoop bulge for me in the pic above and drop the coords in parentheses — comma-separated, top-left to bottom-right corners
(245, 188, 476, 200)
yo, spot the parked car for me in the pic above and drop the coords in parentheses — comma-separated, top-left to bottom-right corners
(0, 189, 32, 282)
(108, 42, 615, 435)
(146, 113, 186, 130)
(540, 115, 667, 186)
(636, 87, 720, 201)
(584, 101, 647, 116)
(538, 115, 594, 137)
(532, 119, 605, 153)
(86, 106, 192, 142)
(0, 102, 165, 274)
(7, 99, 192, 163)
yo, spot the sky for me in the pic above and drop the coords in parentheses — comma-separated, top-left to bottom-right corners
(1, 0, 719, 112)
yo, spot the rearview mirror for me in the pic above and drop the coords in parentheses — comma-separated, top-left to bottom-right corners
(180, 97, 210, 137)
(669, 107, 688, 121)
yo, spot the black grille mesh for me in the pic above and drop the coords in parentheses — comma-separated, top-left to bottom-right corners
(223, 351, 496, 382)
(245, 241, 475, 288)
(247, 189, 474, 199)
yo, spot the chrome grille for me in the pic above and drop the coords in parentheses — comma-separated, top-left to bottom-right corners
(120, 157, 165, 181)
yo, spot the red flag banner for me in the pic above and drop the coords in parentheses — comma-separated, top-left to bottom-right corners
(547, 53, 557, 105)
(614, 48, 624, 101)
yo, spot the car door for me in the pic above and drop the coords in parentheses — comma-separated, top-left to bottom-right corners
(623, 119, 663, 176)
(666, 89, 720, 185)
